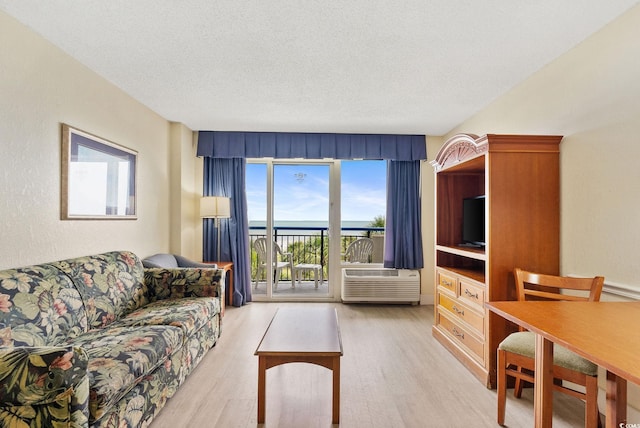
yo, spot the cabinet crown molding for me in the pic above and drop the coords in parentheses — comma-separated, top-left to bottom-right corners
(430, 133, 483, 171)
(431, 133, 563, 171)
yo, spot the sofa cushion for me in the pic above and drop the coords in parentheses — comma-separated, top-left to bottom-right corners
(0, 264, 87, 346)
(144, 267, 224, 302)
(49, 251, 149, 330)
(115, 297, 220, 339)
(68, 324, 183, 423)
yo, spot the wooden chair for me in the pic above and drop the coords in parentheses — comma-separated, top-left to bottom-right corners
(253, 238, 293, 290)
(497, 268, 605, 427)
(343, 237, 374, 263)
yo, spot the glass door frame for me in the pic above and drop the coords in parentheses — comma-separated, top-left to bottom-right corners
(249, 158, 342, 302)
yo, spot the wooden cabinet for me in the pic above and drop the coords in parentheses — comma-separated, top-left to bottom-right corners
(430, 133, 562, 388)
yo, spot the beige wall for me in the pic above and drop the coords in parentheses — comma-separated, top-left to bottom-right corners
(168, 123, 201, 260)
(423, 3, 640, 414)
(428, 3, 640, 297)
(419, 136, 443, 304)
(0, 11, 177, 268)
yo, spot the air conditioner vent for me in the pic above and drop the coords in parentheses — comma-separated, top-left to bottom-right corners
(342, 268, 420, 303)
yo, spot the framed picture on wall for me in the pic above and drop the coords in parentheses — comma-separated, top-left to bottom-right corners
(61, 124, 137, 220)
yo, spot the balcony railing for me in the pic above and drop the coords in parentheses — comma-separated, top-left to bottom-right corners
(249, 226, 383, 282)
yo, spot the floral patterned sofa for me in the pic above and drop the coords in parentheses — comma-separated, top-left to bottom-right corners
(0, 250, 225, 427)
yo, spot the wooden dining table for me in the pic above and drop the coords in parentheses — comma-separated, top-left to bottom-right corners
(486, 300, 640, 428)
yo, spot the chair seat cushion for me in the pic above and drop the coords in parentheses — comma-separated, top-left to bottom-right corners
(498, 331, 598, 376)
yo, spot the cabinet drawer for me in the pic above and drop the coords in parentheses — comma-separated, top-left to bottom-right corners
(437, 270, 457, 294)
(437, 312, 484, 362)
(438, 293, 484, 336)
(459, 278, 485, 309)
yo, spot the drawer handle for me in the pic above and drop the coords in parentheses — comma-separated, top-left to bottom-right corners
(452, 327, 465, 339)
(452, 305, 465, 316)
(464, 289, 479, 299)
(442, 279, 453, 287)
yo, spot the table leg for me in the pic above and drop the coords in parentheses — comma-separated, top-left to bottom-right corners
(332, 356, 340, 424)
(534, 334, 554, 428)
(605, 370, 627, 428)
(258, 357, 266, 423)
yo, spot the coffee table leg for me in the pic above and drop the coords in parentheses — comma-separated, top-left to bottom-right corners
(332, 356, 340, 424)
(258, 357, 266, 423)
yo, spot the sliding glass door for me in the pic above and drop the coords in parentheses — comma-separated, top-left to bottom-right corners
(247, 160, 337, 300)
(246, 159, 386, 301)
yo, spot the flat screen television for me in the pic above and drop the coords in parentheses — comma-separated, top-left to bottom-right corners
(461, 195, 485, 247)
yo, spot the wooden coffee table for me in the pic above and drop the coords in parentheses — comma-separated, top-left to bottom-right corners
(255, 307, 343, 424)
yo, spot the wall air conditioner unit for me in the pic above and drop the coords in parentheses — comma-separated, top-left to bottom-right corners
(341, 268, 420, 304)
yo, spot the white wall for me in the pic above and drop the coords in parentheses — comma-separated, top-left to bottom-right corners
(0, 10, 174, 268)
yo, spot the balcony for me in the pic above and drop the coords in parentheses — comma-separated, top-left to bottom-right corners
(249, 225, 384, 296)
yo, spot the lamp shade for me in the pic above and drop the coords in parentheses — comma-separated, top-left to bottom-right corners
(200, 196, 231, 218)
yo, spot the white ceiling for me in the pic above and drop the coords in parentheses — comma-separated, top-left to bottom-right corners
(1, 1, 638, 135)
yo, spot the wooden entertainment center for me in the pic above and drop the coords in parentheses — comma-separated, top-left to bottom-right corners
(430, 133, 562, 388)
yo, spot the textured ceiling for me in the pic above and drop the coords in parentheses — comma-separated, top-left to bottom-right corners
(1, 1, 638, 135)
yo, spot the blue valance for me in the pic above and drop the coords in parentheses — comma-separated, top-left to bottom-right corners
(197, 131, 426, 160)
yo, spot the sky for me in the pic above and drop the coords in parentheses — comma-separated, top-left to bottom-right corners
(246, 160, 386, 223)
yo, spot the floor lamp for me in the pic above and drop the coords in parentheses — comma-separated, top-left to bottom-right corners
(200, 196, 231, 262)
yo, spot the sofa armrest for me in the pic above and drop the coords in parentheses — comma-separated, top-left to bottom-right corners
(0, 346, 90, 426)
(144, 267, 225, 301)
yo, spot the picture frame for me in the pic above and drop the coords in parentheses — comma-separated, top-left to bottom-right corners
(61, 124, 137, 220)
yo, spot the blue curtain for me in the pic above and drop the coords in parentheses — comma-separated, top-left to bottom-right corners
(384, 160, 424, 269)
(197, 131, 426, 160)
(198, 131, 426, 296)
(203, 157, 252, 306)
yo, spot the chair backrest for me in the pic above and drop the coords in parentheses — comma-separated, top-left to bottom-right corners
(513, 268, 604, 303)
(344, 237, 374, 263)
(142, 253, 212, 268)
(142, 253, 179, 268)
(253, 238, 285, 264)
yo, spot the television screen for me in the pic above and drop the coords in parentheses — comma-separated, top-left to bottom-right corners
(462, 195, 485, 246)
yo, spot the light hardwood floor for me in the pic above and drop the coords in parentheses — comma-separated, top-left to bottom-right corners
(151, 302, 586, 428)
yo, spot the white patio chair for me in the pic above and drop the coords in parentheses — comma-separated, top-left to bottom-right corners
(343, 237, 374, 263)
(253, 238, 293, 289)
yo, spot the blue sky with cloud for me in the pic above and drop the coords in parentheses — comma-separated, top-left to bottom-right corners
(246, 161, 386, 223)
